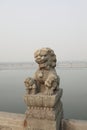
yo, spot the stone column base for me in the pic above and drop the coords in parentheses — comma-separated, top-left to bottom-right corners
(25, 119, 56, 130)
(25, 111, 63, 130)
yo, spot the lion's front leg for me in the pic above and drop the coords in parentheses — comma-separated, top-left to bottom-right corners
(44, 79, 54, 95)
(44, 75, 58, 95)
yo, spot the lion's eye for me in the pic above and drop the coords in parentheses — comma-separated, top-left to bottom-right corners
(43, 54, 47, 57)
(35, 55, 38, 58)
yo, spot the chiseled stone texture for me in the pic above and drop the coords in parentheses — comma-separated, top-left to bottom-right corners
(0, 112, 87, 130)
(24, 48, 63, 130)
(62, 119, 87, 130)
(24, 47, 60, 96)
(24, 89, 63, 119)
(24, 89, 63, 108)
(0, 111, 62, 130)
(26, 118, 57, 130)
(0, 112, 25, 130)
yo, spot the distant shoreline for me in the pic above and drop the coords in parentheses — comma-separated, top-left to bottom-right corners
(0, 62, 87, 70)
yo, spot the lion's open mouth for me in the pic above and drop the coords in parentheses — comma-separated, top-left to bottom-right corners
(35, 58, 47, 64)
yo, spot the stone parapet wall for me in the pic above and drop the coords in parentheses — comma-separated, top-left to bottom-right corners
(62, 119, 87, 130)
(0, 112, 87, 130)
(0, 112, 25, 130)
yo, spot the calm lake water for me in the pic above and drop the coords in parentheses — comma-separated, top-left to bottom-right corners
(0, 68, 87, 120)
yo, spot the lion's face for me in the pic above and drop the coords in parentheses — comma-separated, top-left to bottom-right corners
(34, 48, 57, 68)
(24, 77, 34, 87)
(34, 49, 49, 64)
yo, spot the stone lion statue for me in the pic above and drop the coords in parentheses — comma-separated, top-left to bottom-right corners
(24, 47, 60, 95)
(24, 77, 37, 94)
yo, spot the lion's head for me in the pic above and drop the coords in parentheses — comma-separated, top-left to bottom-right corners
(24, 77, 34, 88)
(34, 48, 57, 69)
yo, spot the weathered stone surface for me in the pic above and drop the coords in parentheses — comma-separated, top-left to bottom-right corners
(0, 126, 12, 130)
(0, 112, 25, 130)
(24, 77, 37, 94)
(24, 48, 60, 95)
(0, 112, 62, 130)
(62, 119, 87, 130)
(25, 118, 57, 130)
(24, 48, 63, 130)
(24, 89, 63, 108)
(25, 101, 63, 120)
(0, 112, 87, 130)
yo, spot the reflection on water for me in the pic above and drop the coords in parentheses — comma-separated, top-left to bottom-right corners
(0, 68, 87, 120)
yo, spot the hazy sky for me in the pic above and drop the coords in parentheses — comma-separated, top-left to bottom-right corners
(0, 0, 87, 62)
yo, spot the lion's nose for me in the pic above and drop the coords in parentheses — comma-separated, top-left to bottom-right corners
(37, 56, 41, 59)
(41, 56, 45, 59)
(38, 73, 43, 78)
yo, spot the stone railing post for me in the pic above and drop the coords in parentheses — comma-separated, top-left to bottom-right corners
(24, 48, 63, 130)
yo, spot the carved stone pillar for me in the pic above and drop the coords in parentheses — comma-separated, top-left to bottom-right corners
(24, 48, 63, 130)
